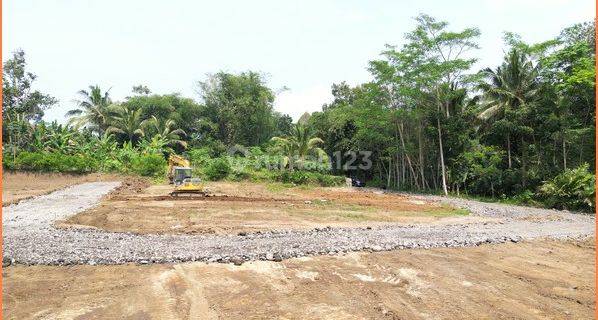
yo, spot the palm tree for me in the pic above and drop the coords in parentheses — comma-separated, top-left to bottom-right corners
(271, 123, 325, 170)
(106, 105, 146, 144)
(477, 48, 539, 169)
(66, 85, 112, 135)
(142, 116, 188, 151)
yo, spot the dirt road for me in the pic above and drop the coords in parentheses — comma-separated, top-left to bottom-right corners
(4, 239, 594, 319)
(2, 172, 120, 206)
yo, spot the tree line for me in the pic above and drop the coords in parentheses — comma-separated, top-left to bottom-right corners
(2, 14, 595, 210)
(309, 15, 595, 202)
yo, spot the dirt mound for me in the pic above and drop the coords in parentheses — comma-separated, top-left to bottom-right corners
(114, 194, 300, 203)
(106, 177, 151, 199)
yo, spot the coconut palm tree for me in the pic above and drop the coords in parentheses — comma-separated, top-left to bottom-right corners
(106, 105, 146, 144)
(477, 48, 539, 169)
(66, 85, 112, 135)
(271, 123, 325, 170)
(142, 116, 188, 151)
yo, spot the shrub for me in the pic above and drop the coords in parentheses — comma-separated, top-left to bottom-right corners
(276, 170, 344, 187)
(278, 170, 310, 185)
(3, 153, 16, 170)
(315, 173, 345, 187)
(538, 164, 595, 212)
(14, 152, 97, 173)
(187, 147, 213, 167)
(100, 158, 124, 173)
(510, 189, 537, 205)
(229, 167, 251, 181)
(204, 158, 231, 181)
(131, 153, 167, 177)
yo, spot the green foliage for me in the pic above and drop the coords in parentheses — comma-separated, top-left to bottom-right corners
(204, 158, 231, 181)
(187, 147, 214, 167)
(229, 167, 251, 181)
(539, 164, 595, 212)
(452, 145, 503, 196)
(310, 17, 595, 207)
(2, 49, 57, 123)
(130, 153, 167, 177)
(106, 104, 146, 144)
(276, 170, 344, 187)
(66, 85, 112, 135)
(13, 152, 97, 173)
(198, 71, 278, 146)
(270, 122, 327, 170)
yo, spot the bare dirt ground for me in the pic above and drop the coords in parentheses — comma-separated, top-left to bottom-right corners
(2, 171, 127, 206)
(64, 181, 473, 235)
(4, 174, 595, 318)
(4, 238, 594, 320)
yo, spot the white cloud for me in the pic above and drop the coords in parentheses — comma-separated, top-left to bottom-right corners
(274, 85, 333, 121)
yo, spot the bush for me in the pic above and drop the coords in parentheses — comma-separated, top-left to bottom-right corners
(3, 153, 16, 170)
(278, 170, 310, 184)
(276, 170, 344, 187)
(14, 152, 97, 173)
(187, 147, 213, 167)
(204, 158, 231, 181)
(538, 164, 595, 212)
(315, 173, 345, 187)
(229, 167, 251, 181)
(131, 153, 166, 177)
(100, 158, 124, 173)
(510, 189, 537, 205)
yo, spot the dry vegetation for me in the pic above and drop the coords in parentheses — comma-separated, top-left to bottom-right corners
(3, 239, 594, 319)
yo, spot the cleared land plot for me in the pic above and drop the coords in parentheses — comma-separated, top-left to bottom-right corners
(3, 239, 594, 320)
(64, 181, 470, 235)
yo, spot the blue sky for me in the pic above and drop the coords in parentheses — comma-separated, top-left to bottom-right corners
(3, 0, 595, 122)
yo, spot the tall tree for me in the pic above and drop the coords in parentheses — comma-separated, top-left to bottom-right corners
(198, 71, 278, 146)
(106, 105, 146, 144)
(2, 50, 57, 123)
(369, 14, 480, 194)
(2, 50, 57, 159)
(271, 122, 326, 169)
(142, 116, 188, 151)
(478, 49, 539, 189)
(66, 85, 112, 135)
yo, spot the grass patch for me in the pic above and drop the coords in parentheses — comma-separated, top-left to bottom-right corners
(265, 182, 294, 193)
(337, 212, 369, 221)
(430, 206, 470, 217)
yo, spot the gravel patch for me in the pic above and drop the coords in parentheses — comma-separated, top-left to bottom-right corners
(3, 182, 595, 266)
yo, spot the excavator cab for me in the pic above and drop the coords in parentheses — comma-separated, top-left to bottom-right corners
(172, 166, 193, 186)
(168, 155, 189, 184)
(168, 155, 207, 196)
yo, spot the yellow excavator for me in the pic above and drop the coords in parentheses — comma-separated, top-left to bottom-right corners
(167, 154, 207, 196)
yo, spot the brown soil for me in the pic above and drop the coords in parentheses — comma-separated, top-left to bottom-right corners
(4, 239, 594, 319)
(63, 181, 475, 235)
(2, 172, 125, 206)
(104, 176, 151, 199)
